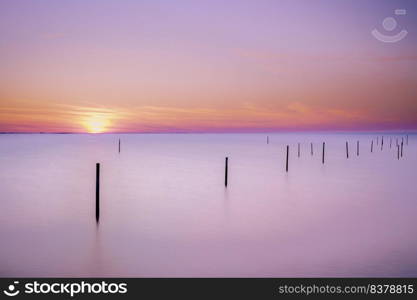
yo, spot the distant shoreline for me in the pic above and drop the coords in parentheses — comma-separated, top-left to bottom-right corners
(0, 130, 416, 135)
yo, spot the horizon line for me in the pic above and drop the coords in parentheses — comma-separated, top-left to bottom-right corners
(1, 129, 416, 135)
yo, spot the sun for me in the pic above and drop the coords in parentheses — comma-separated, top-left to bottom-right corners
(83, 115, 110, 133)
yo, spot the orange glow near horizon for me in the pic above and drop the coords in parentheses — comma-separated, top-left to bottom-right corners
(83, 116, 109, 133)
(0, 102, 416, 133)
(0, 1, 416, 132)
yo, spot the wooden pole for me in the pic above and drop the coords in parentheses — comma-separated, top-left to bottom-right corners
(381, 136, 384, 151)
(298, 143, 300, 158)
(96, 163, 100, 223)
(310, 142, 313, 156)
(322, 142, 325, 164)
(371, 140, 373, 153)
(286, 145, 289, 172)
(401, 141, 403, 157)
(357, 141, 359, 156)
(346, 141, 349, 159)
(225, 157, 228, 187)
(118, 139, 121, 153)
(397, 145, 400, 160)
(390, 137, 392, 148)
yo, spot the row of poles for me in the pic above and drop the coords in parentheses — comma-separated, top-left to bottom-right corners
(94, 135, 410, 222)
(281, 135, 408, 173)
(285, 142, 326, 172)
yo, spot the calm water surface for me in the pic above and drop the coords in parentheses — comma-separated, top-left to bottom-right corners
(0, 133, 416, 277)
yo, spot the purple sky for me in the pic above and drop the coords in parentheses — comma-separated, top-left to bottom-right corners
(1, 0, 417, 132)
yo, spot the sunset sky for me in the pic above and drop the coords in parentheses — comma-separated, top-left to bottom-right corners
(1, 0, 417, 133)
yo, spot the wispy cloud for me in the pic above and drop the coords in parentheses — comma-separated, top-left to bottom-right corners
(40, 33, 66, 40)
(370, 55, 417, 63)
(0, 101, 410, 133)
(237, 49, 417, 65)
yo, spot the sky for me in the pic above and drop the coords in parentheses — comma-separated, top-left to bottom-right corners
(1, 0, 417, 133)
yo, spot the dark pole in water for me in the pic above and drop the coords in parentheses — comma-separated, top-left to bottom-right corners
(357, 141, 359, 156)
(401, 141, 403, 157)
(371, 140, 373, 153)
(346, 141, 349, 159)
(286, 145, 289, 172)
(322, 142, 325, 164)
(298, 143, 300, 158)
(118, 139, 121, 153)
(381, 136, 384, 151)
(310, 142, 313, 156)
(96, 163, 100, 223)
(225, 157, 228, 187)
(390, 137, 392, 148)
(397, 145, 400, 160)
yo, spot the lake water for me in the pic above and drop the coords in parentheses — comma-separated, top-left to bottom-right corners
(0, 133, 416, 277)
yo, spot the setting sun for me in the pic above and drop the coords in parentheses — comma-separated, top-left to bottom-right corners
(83, 115, 110, 133)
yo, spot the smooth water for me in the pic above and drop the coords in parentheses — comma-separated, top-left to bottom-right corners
(0, 133, 416, 277)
